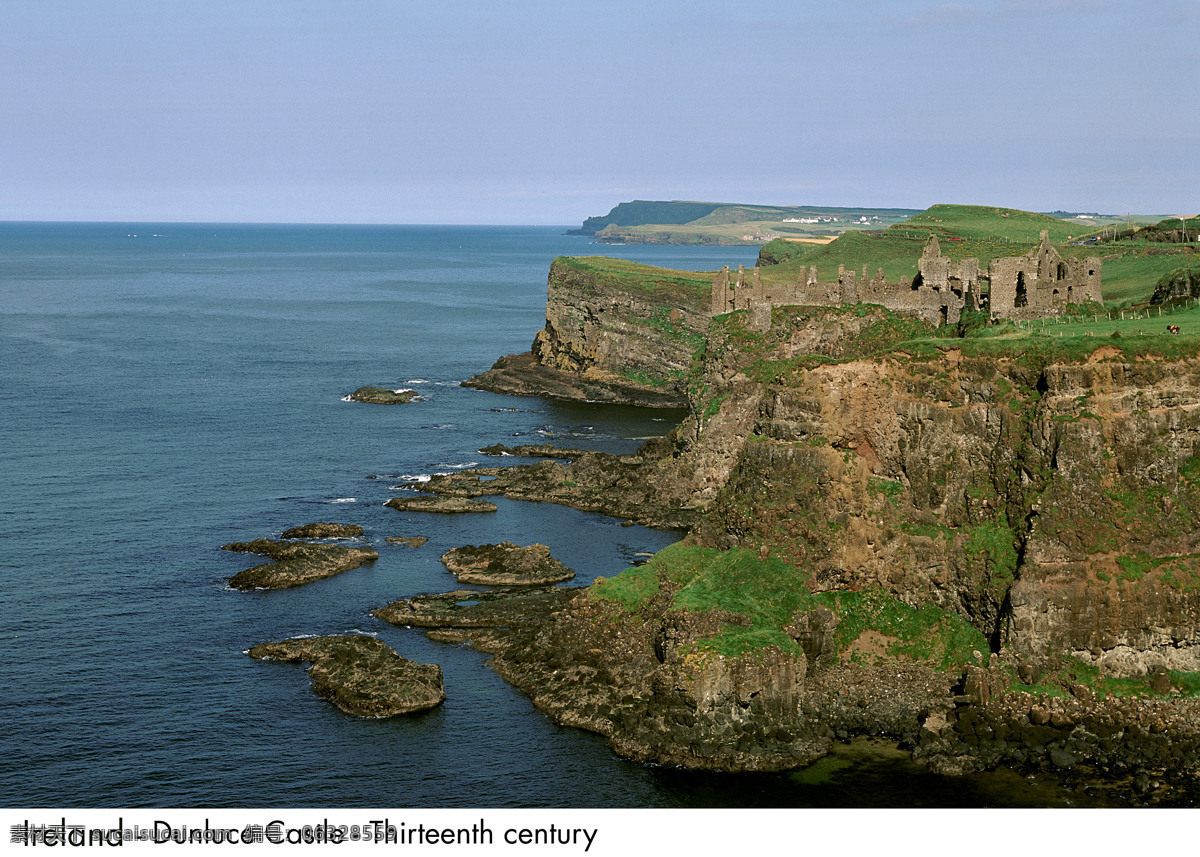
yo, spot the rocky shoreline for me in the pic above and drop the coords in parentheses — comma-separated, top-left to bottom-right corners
(221, 251, 1200, 804)
(396, 435, 699, 530)
(399, 294, 1200, 803)
(463, 351, 688, 408)
(365, 569, 1200, 803)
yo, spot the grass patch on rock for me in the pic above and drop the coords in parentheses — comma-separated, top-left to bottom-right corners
(589, 544, 987, 669)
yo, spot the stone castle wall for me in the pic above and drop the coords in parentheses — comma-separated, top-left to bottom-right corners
(711, 231, 1102, 329)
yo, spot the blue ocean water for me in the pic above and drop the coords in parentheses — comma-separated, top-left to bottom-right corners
(0, 223, 1092, 808)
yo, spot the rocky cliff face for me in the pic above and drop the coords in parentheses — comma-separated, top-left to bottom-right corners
(464, 256, 711, 407)
(685, 319, 1200, 679)
(453, 274, 1200, 798)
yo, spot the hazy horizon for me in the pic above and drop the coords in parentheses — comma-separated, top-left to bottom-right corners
(3, 1, 1196, 224)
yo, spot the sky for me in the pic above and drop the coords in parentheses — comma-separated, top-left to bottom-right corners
(1, 0, 1197, 224)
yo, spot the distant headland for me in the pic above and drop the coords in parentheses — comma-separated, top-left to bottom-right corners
(568, 200, 920, 245)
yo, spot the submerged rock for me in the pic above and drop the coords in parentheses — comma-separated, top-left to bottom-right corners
(347, 386, 416, 404)
(247, 634, 444, 717)
(384, 496, 497, 514)
(441, 542, 575, 586)
(280, 522, 364, 539)
(222, 538, 378, 590)
(386, 535, 428, 548)
(478, 443, 589, 459)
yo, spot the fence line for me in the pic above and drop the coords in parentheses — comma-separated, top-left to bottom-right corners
(1011, 296, 1199, 330)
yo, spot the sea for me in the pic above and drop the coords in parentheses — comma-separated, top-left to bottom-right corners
(0, 222, 1107, 809)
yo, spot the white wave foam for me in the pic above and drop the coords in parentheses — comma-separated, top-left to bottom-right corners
(329, 497, 357, 503)
(442, 461, 478, 470)
(407, 378, 430, 384)
(395, 474, 431, 483)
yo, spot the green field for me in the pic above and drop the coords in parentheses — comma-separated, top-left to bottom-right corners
(552, 255, 714, 299)
(755, 203, 1199, 307)
(917, 303, 1200, 364)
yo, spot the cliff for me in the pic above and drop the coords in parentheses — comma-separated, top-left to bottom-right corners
(448, 286, 1200, 799)
(464, 256, 712, 407)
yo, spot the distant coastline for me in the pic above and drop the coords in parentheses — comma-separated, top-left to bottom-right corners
(569, 199, 920, 245)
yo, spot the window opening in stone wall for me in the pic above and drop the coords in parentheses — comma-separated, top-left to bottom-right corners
(1015, 272, 1028, 308)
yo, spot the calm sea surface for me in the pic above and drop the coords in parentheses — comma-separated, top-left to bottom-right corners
(1, 223, 1098, 807)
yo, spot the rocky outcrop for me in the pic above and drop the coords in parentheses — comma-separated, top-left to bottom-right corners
(223, 538, 377, 590)
(384, 496, 497, 514)
(1149, 265, 1200, 304)
(462, 257, 712, 408)
(372, 587, 583, 631)
(440, 542, 575, 586)
(386, 536, 428, 547)
(280, 522, 363, 539)
(464, 353, 686, 409)
(247, 635, 444, 717)
(347, 386, 415, 404)
(398, 437, 699, 530)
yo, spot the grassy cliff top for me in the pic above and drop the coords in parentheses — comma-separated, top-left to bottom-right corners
(552, 255, 715, 300)
(754, 204, 1196, 305)
(894, 204, 1081, 242)
(758, 204, 1085, 276)
(710, 303, 1200, 385)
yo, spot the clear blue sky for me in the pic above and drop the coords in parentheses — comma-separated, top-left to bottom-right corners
(1, 0, 1196, 223)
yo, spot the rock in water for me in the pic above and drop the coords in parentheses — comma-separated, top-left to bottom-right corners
(347, 386, 415, 404)
(386, 536, 428, 547)
(247, 635, 444, 717)
(222, 538, 378, 590)
(372, 587, 583, 630)
(384, 496, 497, 514)
(441, 542, 575, 586)
(280, 522, 364, 539)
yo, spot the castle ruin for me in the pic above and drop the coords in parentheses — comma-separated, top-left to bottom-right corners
(711, 231, 1102, 329)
